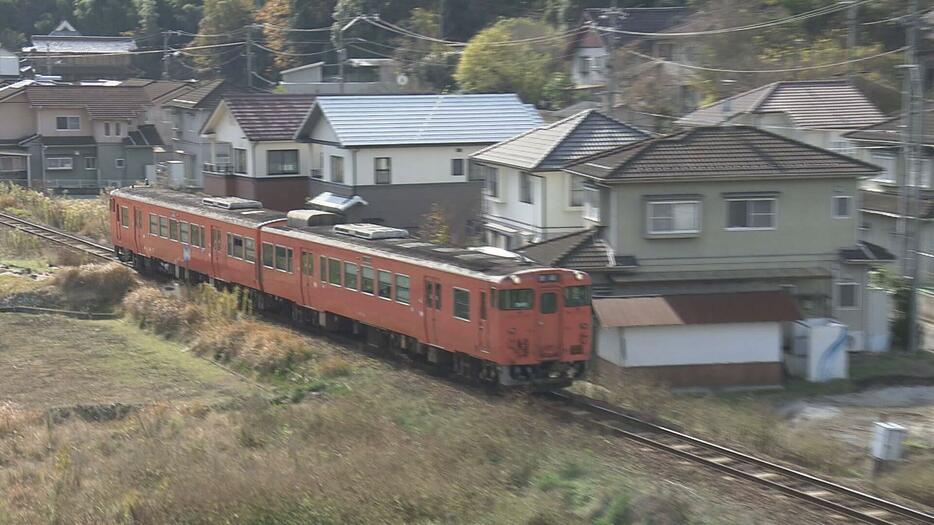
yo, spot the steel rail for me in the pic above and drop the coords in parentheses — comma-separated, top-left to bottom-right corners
(544, 390, 934, 525)
(0, 211, 121, 263)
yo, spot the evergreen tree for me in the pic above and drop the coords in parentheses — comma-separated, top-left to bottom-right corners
(256, 0, 298, 72)
(190, 0, 254, 83)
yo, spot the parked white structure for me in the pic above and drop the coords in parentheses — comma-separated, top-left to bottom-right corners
(0, 47, 18, 78)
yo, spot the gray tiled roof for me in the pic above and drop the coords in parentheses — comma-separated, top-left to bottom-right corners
(296, 94, 544, 147)
(839, 241, 895, 262)
(519, 228, 617, 270)
(861, 189, 934, 219)
(166, 79, 226, 110)
(846, 111, 934, 147)
(565, 126, 881, 181)
(677, 80, 886, 130)
(25, 35, 136, 54)
(472, 110, 649, 171)
(224, 94, 317, 141)
(25, 85, 151, 119)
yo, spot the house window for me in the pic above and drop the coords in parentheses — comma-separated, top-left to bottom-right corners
(330, 155, 344, 183)
(234, 148, 247, 174)
(46, 157, 73, 170)
(159, 216, 169, 237)
(484, 166, 499, 198)
(451, 158, 464, 177)
(871, 153, 895, 183)
(268, 150, 299, 175)
(263, 242, 274, 268)
(115, 122, 122, 136)
(374, 157, 392, 184)
(84, 157, 97, 170)
(647, 201, 700, 235)
(0, 156, 25, 172)
(727, 198, 776, 230)
(569, 175, 585, 207)
(583, 187, 601, 221)
(468, 161, 483, 181)
(115, 158, 126, 169)
(578, 56, 591, 74)
(344, 262, 358, 290)
(56, 116, 80, 131)
(179, 222, 190, 243)
(833, 195, 853, 218)
(169, 219, 179, 240)
(104, 122, 111, 136)
(837, 281, 859, 309)
(519, 172, 533, 204)
(395, 274, 410, 304)
(453, 288, 470, 321)
(361, 265, 374, 294)
(328, 258, 342, 285)
(149, 213, 158, 234)
(120, 206, 129, 228)
(377, 270, 392, 299)
(275, 245, 292, 272)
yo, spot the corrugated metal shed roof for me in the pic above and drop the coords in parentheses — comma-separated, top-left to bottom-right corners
(565, 126, 881, 181)
(297, 94, 543, 146)
(25, 35, 137, 54)
(677, 80, 886, 130)
(472, 110, 649, 171)
(593, 291, 801, 328)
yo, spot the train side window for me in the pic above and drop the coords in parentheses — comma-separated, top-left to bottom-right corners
(540, 292, 557, 314)
(344, 262, 358, 290)
(228, 234, 245, 259)
(169, 219, 179, 241)
(328, 258, 342, 285)
(377, 270, 392, 299)
(149, 214, 157, 234)
(434, 283, 441, 310)
(179, 222, 189, 244)
(212, 229, 220, 251)
(395, 274, 409, 304)
(262, 242, 274, 268)
(275, 245, 291, 272)
(286, 248, 293, 272)
(159, 216, 169, 238)
(191, 225, 203, 248)
(244, 238, 256, 263)
(361, 265, 374, 294)
(499, 289, 534, 310)
(480, 292, 487, 320)
(320, 256, 327, 282)
(119, 206, 129, 228)
(425, 282, 434, 308)
(453, 288, 470, 321)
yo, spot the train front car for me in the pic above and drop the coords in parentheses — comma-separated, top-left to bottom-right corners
(490, 268, 592, 387)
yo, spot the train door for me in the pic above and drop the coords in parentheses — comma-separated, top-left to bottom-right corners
(112, 200, 122, 243)
(423, 278, 442, 347)
(300, 250, 314, 306)
(478, 290, 491, 352)
(133, 208, 142, 252)
(534, 287, 563, 359)
(210, 226, 223, 279)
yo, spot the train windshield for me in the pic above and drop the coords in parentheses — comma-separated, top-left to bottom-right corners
(564, 286, 591, 307)
(498, 289, 534, 310)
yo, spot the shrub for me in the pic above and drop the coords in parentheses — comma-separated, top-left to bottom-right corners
(316, 356, 353, 378)
(53, 262, 138, 309)
(123, 287, 203, 338)
(191, 321, 315, 374)
(187, 283, 251, 321)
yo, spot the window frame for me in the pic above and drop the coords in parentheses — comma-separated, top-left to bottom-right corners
(159, 216, 169, 238)
(149, 213, 158, 234)
(267, 149, 299, 176)
(233, 148, 248, 174)
(871, 152, 896, 183)
(395, 274, 410, 305)
(115, 158, 126, 169)
(179, 221, 190, 244)
(832, 195, 853, 219)
(451, 158, 464, 177)
(374, 157, 392, 185)
(377, 269, 392, 300)
(84, 156, 97, 170)
(119, 206, 129, 229)
(361, 265, 375, 295)
(45, 157, 73, 171)
(328, 258, 343, 286)
(330, 155, 344, 183)
(55, 116, 80, 131)
(646, 200, 701, 235)
(271, 244, 291, 272)
(519, 172, 534, 204)
(726, 198, 777, 231)
(498, 289, 534, 310)
(453, 288, 471, 321)
(244, 238, 256, 263)
(583, 186, 601, 222)
(169, 219, 179, 241)
(300, 251, 314, 276)
(262, 242, 275, 268)
(484, 165, 500, 199)
(836, 281, 860, 309)
(344, 262, 358, 290)
(568, 174, 585, 208)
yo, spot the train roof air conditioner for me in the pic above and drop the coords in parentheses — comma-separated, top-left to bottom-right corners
(332, 223, 409, 240)
(201, 196, 262, 210)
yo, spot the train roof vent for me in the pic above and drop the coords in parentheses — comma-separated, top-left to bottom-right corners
(202, 196, 262, 210)
(288, 209, 339, 228)
(332, 223, 409, 240)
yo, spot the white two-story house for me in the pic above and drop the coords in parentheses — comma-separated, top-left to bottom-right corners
(201, 93, 317, 211)
(471, 109, 650, 248)
(292, 94, 543, 241)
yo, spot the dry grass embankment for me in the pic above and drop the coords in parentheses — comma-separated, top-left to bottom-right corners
(0, 182, 109, 242)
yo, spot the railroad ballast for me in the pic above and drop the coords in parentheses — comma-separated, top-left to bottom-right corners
(109, 186, 592, 386)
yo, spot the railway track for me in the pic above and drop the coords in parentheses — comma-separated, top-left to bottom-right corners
(3, 211, 933, 524)
(0, 211, 121, 263)
(543, 390, 934, 525)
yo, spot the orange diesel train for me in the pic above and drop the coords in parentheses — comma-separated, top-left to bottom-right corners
(110, 186, 592, 386)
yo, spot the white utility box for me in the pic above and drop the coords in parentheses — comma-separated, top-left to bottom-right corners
(786, 318, 850, 382)
(871, 422, 907, 461)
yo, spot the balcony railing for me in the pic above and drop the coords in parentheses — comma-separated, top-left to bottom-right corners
(310, 168, 323, 179)
(203, 162, 233, 175)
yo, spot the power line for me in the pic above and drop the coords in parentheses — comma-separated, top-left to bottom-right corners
(25, 40, 245, 60)
(256, 22, 332, 33)
(252, 42, 335, 57)
(623, 46, 905, 74)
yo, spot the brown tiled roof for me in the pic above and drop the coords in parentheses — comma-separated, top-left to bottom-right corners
(224, 94, 317, 141)
(593, 291, 802, 328)
(861, 189, 934, 219)
(166, 79, 227, 110)
(677, 79, 886, 130)
(519, 228, 624, 270)
(846, 111, 934, 147)
(25, 85, 150, 119)
(565, 126, 881, 181)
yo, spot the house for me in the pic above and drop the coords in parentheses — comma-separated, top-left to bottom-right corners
(0, 47, 18, 79)
(0, 82, 164, 191)
(292, 94, 543, 238)
(201, 93, 317, 211)
(22, 21, 137, 80)
(676, 79, 888, 155)
(280, 58, 414, 95)
(471, 109, 650, 248)
(520, 126, 893, 387)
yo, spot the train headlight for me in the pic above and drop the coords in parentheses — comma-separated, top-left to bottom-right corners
(574, 271, 584, 281)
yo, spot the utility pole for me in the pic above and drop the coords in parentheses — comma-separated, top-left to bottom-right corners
(245, 24, 255, 88)
(162, 31, 171, 80)
(338, 15, 369, 95)
(846, 1, 858, 76)
(603, 6, 623, 113)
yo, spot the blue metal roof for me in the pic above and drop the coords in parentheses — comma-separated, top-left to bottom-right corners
(296, 94, 543, 147)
